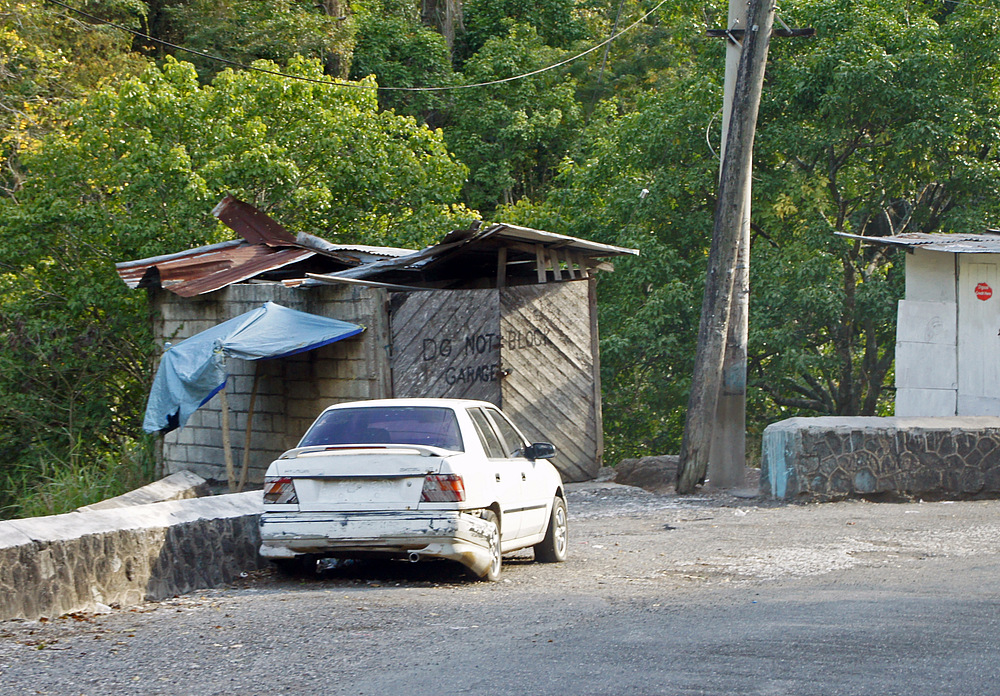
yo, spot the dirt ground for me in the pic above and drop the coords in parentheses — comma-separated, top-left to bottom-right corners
(2, 477, 999, 695)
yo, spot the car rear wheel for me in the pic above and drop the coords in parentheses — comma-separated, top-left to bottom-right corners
(271, 555, 317, 577)
(480, 509, 502, 581)
(534, 496, 568, 563)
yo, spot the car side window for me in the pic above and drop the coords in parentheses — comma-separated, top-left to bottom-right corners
(468, 408, 505, 459)
(484, 408, 527, 458)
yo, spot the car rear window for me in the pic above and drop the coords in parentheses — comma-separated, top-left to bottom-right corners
(298, 406, 464, 451)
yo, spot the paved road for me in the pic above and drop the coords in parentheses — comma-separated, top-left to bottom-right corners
(2, 482, 1000, 695)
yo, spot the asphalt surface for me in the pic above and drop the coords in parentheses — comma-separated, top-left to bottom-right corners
(2, 480, 1000, 695)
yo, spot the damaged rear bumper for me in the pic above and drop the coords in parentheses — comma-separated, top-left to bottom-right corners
(259, 510, 497, 577)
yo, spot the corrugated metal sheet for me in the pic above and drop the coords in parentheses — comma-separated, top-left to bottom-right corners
(160, 246, 317, 298)
(315, 222, 639, 289)
(116, 241, 318, 297)
(211, 195, 297, 246)
(839, 231, 1000, 253)
(117, 199, 639, 297)
(116, 197, 417, 297)
(117, 240, 246, 290)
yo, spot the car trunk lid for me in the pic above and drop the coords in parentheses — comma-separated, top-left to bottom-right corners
(272, 445, 447, 512)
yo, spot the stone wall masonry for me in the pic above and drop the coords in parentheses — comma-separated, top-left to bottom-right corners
(761, 416, 1000, 501)
(0, 492, 265, 621)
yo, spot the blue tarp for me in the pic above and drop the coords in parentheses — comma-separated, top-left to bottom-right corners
(143, 301, 364, 434)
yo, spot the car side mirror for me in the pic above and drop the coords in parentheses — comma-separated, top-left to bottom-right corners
(525, 442, 556, 460)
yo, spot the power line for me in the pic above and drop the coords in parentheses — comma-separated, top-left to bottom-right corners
(44, 0, 671, 93)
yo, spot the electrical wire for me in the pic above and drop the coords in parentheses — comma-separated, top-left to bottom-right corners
(44, 0, 672, 92)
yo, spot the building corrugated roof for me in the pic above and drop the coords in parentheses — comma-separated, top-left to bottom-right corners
(116, 196, 417, 296)
(838, 231, 1000, 253)
(117, 198, 640, 295)
(307, 222, 639, 289)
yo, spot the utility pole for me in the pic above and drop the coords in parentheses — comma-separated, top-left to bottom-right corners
(708, 0, 752, 490)
(676, 0, 775, 494)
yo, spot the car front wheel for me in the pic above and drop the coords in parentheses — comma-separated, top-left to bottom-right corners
(534, 496, 568, 563)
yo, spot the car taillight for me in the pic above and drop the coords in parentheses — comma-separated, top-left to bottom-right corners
(263, 477, 298, 504)
(420, 474, 466, 502)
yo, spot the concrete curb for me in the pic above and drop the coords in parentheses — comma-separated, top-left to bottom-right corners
(76, 470, 210, 512)
(0, 492, 266, 622)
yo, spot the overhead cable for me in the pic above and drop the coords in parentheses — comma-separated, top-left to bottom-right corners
(44, 0, 671, 92)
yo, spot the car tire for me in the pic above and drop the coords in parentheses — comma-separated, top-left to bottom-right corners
(271, 555, 317, 577)
(479, 509, 502, 582)
(534, 496, 568, 563)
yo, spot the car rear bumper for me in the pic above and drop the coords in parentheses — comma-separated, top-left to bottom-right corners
(259, 510, 496, 577)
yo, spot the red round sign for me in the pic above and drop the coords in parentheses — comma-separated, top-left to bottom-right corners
(976, 282, 993, 301)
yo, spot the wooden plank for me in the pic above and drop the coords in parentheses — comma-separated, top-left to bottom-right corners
(535, 245, 547, 283)
(389, 289, 501, 404)
(497, 247, 508, 289)
(500, 282, 599, 481)
(588, 277, 604, 468)
(550, 249, 564, 281)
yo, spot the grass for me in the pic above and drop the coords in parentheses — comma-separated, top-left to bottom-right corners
(0, 438, 157, 520)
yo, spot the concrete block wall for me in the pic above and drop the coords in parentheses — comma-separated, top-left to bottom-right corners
(152, 283, 391, 486)
(761, 416, 1000, 501)
(0, 493, 265, 621)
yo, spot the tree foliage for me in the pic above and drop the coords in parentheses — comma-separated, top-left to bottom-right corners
(0, 0, 147, 199)
(349, 0, 454, 120)
(4, 0, 1000, 512)
(0, 56, 472, 515)
(149, 0, 358, 80)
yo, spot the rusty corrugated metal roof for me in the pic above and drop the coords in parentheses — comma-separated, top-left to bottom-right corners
(212, 195, 297, 246)
(116, 196, 418, 296)
(161, 246, 316, 297)
(117, 199, 639, 296)
(117, 240, 246, 290)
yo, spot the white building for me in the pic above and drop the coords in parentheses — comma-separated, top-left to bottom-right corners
(846, 232, 1000, 416)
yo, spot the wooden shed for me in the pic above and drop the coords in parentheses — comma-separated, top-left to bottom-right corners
(119, 198, 638, 485)
(843, 231, 1000, 416)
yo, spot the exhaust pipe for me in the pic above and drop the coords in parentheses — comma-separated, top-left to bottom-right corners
(408, 552, 420, 563)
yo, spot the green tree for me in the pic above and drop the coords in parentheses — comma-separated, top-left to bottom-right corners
(458, 0, 588, 61)
(447, 23, 584, 214)
(349, 0, 455, 122)
(149, 0, 357, 80)
(501, 0, 1000, 462)
(0, 57, 474, 516)
(0, 0, 147, 199)
(750, 0, 1000, 420)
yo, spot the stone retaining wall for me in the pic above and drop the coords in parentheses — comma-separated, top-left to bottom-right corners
(761, 416, 1000, 501)
(0, 492, 265, 621)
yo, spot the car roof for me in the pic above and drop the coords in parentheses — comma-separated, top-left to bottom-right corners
(318, 398, 497, 413)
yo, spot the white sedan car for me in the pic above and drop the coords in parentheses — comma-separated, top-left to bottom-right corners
(259, 398, 568, 580)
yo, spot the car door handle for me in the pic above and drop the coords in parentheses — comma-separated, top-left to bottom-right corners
(521, 472, 527, 481)
(496, 473, 501, 482)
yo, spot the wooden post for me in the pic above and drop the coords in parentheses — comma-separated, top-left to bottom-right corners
(237, 366, 261, 493)
(219, 381, 236, 493)
(497, 247, 508, 288)
(535, 245, 548, 283)
(677, 0, 775, 493)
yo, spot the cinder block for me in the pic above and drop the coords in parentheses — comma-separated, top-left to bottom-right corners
(286, 399, 319, 419)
